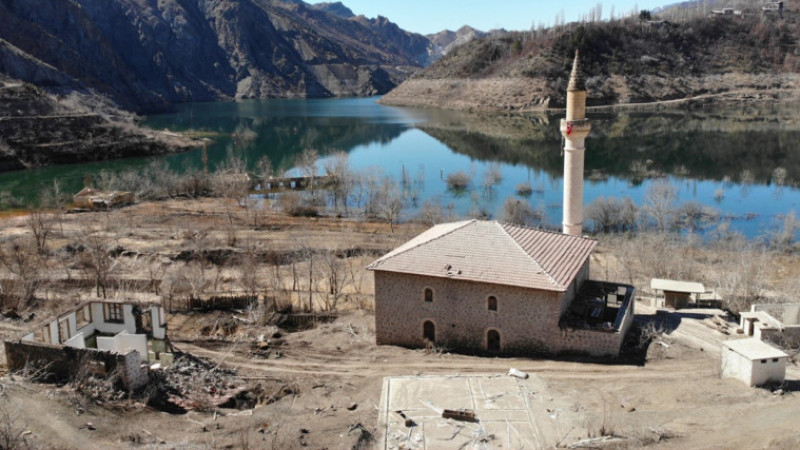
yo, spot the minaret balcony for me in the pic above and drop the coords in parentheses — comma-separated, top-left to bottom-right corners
(560, 118, 591, 139)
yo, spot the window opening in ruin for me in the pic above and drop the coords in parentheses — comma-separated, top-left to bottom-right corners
(487, 330, 500, 353)
(42, 324, 52, 344)
(58, 317, 71, 343)
(104, 303, 124, 323)
(488, 296, 498, 311)
(76, 305, 92, 329)
(424, 288, 433, 302)
(423, 320, 435, 343)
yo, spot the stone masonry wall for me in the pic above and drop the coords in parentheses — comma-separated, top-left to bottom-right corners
(374, 265, 628, 357)
(374, 271, 567, 354)
(4, 340, 146, 388)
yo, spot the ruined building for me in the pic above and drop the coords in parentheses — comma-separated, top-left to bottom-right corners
(4, 300, 172, 389)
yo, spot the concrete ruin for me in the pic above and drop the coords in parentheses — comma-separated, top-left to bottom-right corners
(3, 300, 171, 389)
(650, 278, 707, 309)
(73, 187, 134, 210)
(721, 338, 787, 387)
(740, 303, 800, 349)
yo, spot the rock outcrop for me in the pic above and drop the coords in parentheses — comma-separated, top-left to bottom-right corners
(0, 75, 196, 171)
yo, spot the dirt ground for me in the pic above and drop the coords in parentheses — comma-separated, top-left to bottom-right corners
(1, 199, 800, 449)
(4, 306, 800, 449)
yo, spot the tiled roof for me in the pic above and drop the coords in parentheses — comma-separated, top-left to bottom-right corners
(367, 220, 596, 292)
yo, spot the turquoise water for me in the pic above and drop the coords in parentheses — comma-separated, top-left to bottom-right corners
(2, 96, 799, 239)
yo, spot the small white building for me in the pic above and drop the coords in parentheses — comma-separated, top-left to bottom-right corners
(721, 338, 788, 387)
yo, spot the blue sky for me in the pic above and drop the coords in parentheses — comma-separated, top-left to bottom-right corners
(306, 0, 668, 35)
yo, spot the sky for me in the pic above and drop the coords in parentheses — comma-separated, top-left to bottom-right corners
(306, 0, 669, 35)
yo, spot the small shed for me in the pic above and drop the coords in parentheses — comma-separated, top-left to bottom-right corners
(650, 278, 705, 309)
(721, 338, 788, 387)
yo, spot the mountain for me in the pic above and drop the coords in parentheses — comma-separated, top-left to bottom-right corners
(0, 74, 196, 172)
(310, 1, 355, 18)
(382, 2, 800, 112)
(0, 0, 431, 113)
(426, 26, 487, 64)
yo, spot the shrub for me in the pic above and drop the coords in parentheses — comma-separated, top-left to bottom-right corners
(446, 171, 471, 190)
(278, 192, 317, 217)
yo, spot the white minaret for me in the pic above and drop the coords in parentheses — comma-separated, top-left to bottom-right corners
(559, 51, 591, 236)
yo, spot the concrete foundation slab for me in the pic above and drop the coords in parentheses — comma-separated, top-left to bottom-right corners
(378, 374, 555, 449)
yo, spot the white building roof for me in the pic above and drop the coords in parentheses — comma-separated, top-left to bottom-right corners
(723, 338, 788, 360)
(366, 220, 597, 292)
(650, 278, 705, 294)
(740, 311, 783, 329)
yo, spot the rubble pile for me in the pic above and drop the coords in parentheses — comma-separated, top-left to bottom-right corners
(152, 354, 242, 412)
(146, 353, 296, 413)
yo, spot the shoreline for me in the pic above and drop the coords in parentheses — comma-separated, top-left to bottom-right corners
(378, 74, 800, 115)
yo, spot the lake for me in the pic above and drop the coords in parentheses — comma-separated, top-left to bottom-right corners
(2, 96, 799, 239)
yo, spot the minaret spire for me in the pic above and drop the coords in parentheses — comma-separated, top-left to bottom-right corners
(567, 50, 586, 92)
(560, 51, 591, 236)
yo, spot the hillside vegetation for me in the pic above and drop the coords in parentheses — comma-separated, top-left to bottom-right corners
(382, 1, 800, 111)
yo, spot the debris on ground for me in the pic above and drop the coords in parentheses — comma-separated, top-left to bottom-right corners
(442, 408, 478, 423)
(702, 315, 731, 334)
(508, 367, 529, 379)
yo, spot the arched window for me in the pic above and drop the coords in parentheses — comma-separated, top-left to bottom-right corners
(487, 330, 500, 353)
(423, 321, 435, 343)
(487, 296, 498, 311)
(424, 288, 433, 302)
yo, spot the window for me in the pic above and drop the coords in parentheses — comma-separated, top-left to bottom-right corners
(773, 358, 779, 363)
(761, 359, 767, 364)
(487, 296, 498, 311)
(424, 288, 433, 303)
(103, 303, 124, 323)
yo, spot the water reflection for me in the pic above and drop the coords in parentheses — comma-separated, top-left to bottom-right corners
(0, 97, 798, 239)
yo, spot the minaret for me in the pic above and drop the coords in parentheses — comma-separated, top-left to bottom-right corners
(559, 51, 591, 236)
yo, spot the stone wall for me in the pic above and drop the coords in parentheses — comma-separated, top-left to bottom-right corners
(4, 340, 147, 389)
(374, 266, 631, 357)
(374, 271, 567, 355)
(759, 327, 800, 349)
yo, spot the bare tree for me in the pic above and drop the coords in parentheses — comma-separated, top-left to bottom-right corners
(321, 248, 350, 311)
(642, 180, 677, 233)
(375, 177, 404, 233)
(502, 197, 543, 226)
(238, 243, 265, 300)
(296, 240, 316, 312)
(325, 151, 353, 215)
(26, 209, 53, 254)
(297, 148, 320, 199)
(481, 164, 503, 191)
(77, 225, 118, 299)
(0, 239, 43, 309)
(767, 212, 799, 253)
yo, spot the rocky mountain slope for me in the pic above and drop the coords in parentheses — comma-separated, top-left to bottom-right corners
(0, 75, 196, 172)
(0, 0, 432, 113)
(382, 1, 800, 112)
(426, 26, 488, 64)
